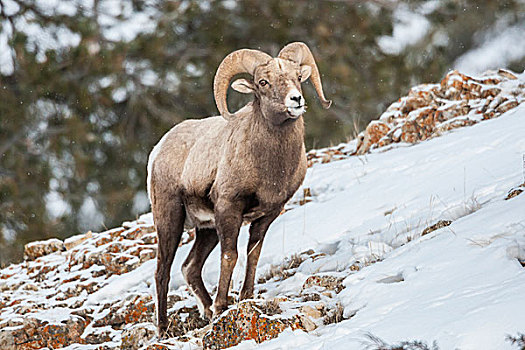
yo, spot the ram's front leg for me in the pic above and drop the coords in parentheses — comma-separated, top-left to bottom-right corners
(240, 209, 281, 300)
(212, 200, 244, 317)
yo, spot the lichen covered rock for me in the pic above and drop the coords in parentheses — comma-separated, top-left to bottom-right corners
(0, 315, 86, 350)
(306, 69, 523, 165)
(0, 215, 173, 349)
(355, 69, 524, 154)
(24, 238, 65, 260)
(202, 301, 306, 350)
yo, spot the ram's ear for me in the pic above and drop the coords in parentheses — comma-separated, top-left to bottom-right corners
(231, 78, 255, 94)
(300, 65, 312, 82)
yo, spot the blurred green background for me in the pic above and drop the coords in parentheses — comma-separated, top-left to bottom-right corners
(1, 0, 524, 264)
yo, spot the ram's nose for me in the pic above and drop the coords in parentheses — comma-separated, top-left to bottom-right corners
(285, 88, 306, 117)
(285, 89, 304, 108)
(290, 95, 302, 104)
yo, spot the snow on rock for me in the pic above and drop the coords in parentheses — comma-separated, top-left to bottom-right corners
(0, 215, 198, 349)
(303, 69, 524, 167)
(1, 69, 525, 349)
(354, 69, 525, 155)
(0, 314, 86, 350)
(24, 238, 65, 260)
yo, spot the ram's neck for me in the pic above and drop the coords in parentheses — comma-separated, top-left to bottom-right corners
(216, 102, 307, 207)
(243, 103, 306, 182)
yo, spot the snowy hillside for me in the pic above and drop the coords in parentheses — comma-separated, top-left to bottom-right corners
(1, 70, 525, 350)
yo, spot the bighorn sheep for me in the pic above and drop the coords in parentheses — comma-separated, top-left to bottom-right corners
(147, 42, 331, 335)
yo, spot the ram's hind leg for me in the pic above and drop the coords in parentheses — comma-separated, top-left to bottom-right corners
(182, 228, 219, 319)
(154, 195, 185, 337)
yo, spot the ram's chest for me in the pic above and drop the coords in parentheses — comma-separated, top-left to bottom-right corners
(254, 153, 307, 208)
(255, 176, 296, 204)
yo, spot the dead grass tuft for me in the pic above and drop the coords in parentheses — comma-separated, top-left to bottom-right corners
(507, 333, 525, 350)
(421, 220, 452, 236)
(463, 194, 482, 215)
(302, 293, 321, 302)
(257, 298, 282, 316)
(323, 302, 345, 325)
(362, 332, 440, 350)
(166, 306, 208, 338)
(257, 253, 306, 284)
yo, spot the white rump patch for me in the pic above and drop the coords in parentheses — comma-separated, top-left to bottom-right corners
(146, 132, 171, 203)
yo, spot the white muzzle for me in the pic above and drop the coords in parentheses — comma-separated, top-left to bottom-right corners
(285, 88, 306, 117)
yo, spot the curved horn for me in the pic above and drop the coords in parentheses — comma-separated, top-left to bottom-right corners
(213, 49, 272, 120)
(278, 42, 332, 109)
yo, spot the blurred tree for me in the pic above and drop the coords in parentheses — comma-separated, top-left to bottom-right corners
(0, 0, 524, 264)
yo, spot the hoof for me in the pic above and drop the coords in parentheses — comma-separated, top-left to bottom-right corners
(157, 325, 168, 339)
(204, 307, 213, 321)
(212, 303, 228, 319)
(239, 290, 253, 301)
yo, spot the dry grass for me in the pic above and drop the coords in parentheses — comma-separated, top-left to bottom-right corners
(362, 333, 439, 350)
(257, 253, 306, 284)
(507, 333, 525, 350)
(351, 114, 363, 140)
(463, 194, 482, 215)
(257, 298, 282, 316)
(465, 231, 512, 248)
(302, 293, 321, 302)
(323, 302, 345, 325)
(166, 306, 208, 338)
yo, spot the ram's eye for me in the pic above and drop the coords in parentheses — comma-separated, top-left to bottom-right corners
(259, 79, 269, 87)
(298, 75, 302, 82)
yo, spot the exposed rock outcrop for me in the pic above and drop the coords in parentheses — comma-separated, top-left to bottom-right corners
(355, 69, 524, 154)
(306, 69, 524, 166)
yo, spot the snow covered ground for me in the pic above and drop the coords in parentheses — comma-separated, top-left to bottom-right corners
(241, 105, 525, 349)
(1, 72, 524, 349)
(194, 104, 525, 349)
(92, 92, 525, 349)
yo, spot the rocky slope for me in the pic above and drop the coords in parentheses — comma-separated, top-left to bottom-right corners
(1, 69, 524, 350)
(306, 68, 524, 166)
